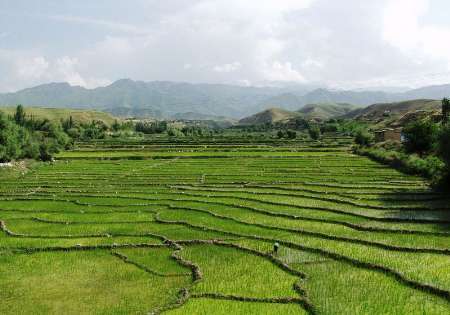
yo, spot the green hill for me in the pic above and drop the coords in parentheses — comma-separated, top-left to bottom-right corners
(343, 99, 441, 120)
(0, 107, 119, 125)
(238, 108, 299, 125)
(297, 103, 359, 120)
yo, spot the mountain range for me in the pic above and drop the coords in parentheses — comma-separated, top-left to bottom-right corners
(0, 79, 449, 119)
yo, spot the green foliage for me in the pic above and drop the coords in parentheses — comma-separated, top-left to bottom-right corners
(135, 121, 167, 134)
(1, 106, 97, 161)
(14, 105, 26, 126)
(308, 125, 321, 140)
(0, 113, 23, 161)
(355, 147, 445, 180)
(320, 123, 338, 133)
(181, 125, 212, 137)
(286, 130, 297, 139)
(438, 125, 450, 166)
(354, 130, 373, 147)
(402, 120, 439, 154)
(438, 125, 450, 186)
(442, 98, 450, 126)
(276, 130, 296, 139)
(167, 128, 184, 137)
(276, 130, 285, 139)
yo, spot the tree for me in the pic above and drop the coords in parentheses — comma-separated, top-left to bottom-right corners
(439, 126, 450, 167)
(112, 119, 121, 132)
(308, 126, 321, 140)
(437, 125, 450, 186)
(14, 105, 26, 126)
(354, 130, 373, 146)
(443, 98, 450, 126)
(403, 120, 439, 154)
(277, 130, 285, 139)
(62, 116, 75, 132)
(286, 130, 297, 139)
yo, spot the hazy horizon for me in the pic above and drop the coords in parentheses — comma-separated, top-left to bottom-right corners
(2, 0, 450, 93)
(1, 77, 446, 95)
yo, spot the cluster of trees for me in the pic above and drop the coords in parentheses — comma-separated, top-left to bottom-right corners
(354, 98, 450, 188)
(135, 121, 167, 134)
(0, 105, 70, 162)
(0, 105, 126, 162)
(402, 119, 450, 185)
(61, 117, 110, 141)
(277, 130, 297, 139)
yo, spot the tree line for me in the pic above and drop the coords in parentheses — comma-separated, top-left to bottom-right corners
(0, 105, 120, 162)
(354, 98, 450, 188)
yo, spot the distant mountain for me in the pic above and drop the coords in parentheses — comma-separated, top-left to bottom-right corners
(239, 108, 299, 125)
(0, 80, 282, 118)
(297, 103, 360, 120)
(1, 79, 450, 119)
(343, 99, 441, 120)
(170, 111, 232, 121)
(256, 93, 303, 111)
(299, 88, 391, 106)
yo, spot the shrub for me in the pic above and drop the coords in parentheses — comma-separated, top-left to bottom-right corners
(308, 126, 321, 140)
(437, 125, 450, 187)
(286, 130, 297, 139)
(276, 130, 285, 139)
(402, 120, 439, 154)
(354, 147, 445, 180)
(354, 130, 373, 147)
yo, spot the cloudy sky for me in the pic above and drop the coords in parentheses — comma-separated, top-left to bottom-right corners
(1, 0, 450, 92)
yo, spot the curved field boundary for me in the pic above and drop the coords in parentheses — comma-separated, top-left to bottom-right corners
(111, 251, 191, 278)
(166, 206, 450, 255)
(154, 214, 450, 303)
(8, 192, 448, 224)
(171, 186, 450, 212)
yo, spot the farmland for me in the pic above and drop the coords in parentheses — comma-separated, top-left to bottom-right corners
(1, 137, 450, 314)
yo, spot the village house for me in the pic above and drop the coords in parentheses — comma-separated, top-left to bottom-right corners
(374, 128, 403, 142)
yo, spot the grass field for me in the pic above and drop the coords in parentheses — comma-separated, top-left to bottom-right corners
(1, 138, 449, 314)
(0, 106, 118, 125)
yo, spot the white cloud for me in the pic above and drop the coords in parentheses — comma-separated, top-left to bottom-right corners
(213, 62, 241, 73)
(263, 61, 306, 82)
(49, 15, 150, 36)
(2, 0, 450, 91)
(15, 56, 49, 80)
(302, 58, 324, 69)
(54, 57, 86, 87)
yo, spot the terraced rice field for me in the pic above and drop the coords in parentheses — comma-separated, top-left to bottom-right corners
(1, 140, 450, 314)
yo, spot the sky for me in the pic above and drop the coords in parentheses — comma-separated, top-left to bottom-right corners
(1, 0, 450, 92)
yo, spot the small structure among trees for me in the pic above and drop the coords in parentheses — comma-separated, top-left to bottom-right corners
(374, 128, 402, 142)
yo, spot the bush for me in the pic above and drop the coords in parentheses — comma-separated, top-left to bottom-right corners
(403, 120, 439, 154)
(308, 126, 321, 140)
(276, 130, 285, 139)
(354, 147, 445, 180)
(437, 125, 450, 187)
(354, 130, 373, 146)
(286, 130, 297, 139)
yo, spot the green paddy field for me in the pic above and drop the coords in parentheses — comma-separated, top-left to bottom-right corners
(1, 138, 449, 314)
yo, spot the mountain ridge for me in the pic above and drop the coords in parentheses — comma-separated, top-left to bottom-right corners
(1, 79, 450, 119)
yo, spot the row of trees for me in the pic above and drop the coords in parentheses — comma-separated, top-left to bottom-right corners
(0, 105, 70, 162)
(402, 120, 450, 185)
(0, 106, 120, 162)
